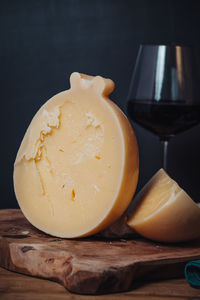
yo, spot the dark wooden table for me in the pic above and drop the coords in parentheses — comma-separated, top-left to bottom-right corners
(0, 267, 200, 299)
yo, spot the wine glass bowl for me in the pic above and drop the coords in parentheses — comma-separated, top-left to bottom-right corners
(127, 45, 200, 169)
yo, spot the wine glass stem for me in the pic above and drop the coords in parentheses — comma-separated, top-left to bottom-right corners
(160, 139, 168, 170)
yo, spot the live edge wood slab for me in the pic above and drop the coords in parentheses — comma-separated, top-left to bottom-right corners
(0, 209, 200, 295)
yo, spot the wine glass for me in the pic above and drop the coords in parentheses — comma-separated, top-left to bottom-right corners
(127, 45, 200, 170)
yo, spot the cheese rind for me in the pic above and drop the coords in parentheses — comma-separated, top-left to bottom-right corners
(14, 73, 139, 238)
(127, 169, 200, 243)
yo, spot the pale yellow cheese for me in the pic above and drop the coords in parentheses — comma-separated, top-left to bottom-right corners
(14, 72, 139, 238)
(127, 169, 200, 243)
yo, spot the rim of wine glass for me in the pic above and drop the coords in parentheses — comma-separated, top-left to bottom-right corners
(140, 43, 200, 48)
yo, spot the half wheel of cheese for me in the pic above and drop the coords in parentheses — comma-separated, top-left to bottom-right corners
(14, 72, 139, 238)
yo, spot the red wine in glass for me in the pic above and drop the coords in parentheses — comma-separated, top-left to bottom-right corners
(127, 45, 200, 170)
(127, 101, 200, 138)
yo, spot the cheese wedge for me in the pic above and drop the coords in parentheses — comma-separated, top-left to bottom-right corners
(14, 72, 139, 238)
(127, 169, 200, 243)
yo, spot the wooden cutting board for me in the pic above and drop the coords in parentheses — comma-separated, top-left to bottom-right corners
(1, 209, 200, 295)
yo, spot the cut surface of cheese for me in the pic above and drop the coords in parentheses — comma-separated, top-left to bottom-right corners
(14, 72, 139, 238)
(127, 168, 200, 243)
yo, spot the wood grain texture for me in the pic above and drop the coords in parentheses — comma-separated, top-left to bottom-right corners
(1, 209, 200, 295)
(1, 267, 200, 300)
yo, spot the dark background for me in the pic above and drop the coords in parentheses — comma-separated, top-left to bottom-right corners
(1, 0, 200, 209)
